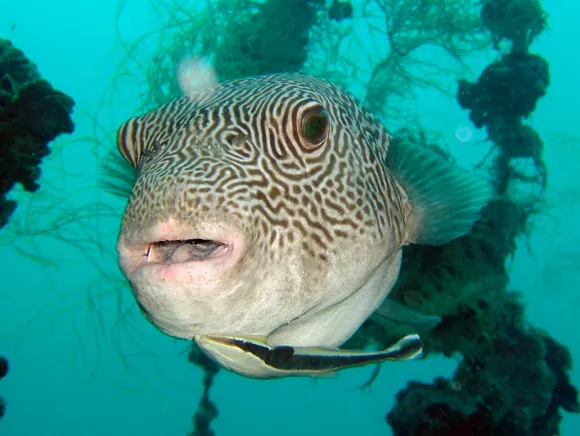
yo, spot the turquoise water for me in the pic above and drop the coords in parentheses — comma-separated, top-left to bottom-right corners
(1, 1, 579, 435)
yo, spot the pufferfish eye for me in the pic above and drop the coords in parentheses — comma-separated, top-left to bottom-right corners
(301, 106, 329, 147)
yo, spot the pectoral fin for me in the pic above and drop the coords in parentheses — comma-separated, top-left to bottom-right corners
(194, 333, 423, 379)
(386, 138, 492, 245)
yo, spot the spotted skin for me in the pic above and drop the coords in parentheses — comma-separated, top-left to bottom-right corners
(119, 74, 407, 263)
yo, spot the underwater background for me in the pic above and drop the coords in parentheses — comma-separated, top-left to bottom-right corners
(1, 0, 579, 435)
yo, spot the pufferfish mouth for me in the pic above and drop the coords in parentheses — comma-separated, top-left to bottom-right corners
(146, 238, 229, 264)
(117, 220, 244, 278)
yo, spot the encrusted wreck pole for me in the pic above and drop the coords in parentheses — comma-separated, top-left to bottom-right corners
(0, 39, 75, 228)
(188, 346, 220, 436)
(0, 37, 74, 428)
(385, 1, 579, 434)
(0, 356, 8, 422)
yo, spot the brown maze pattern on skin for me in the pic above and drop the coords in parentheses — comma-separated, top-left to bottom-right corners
(117, 73, 407, 263)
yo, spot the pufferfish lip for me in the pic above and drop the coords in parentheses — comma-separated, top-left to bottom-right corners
(116, 219, 244, 277)
(145, 238, 229, 263)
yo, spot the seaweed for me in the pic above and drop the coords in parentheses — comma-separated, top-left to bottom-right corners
(303, 0, 492, 129)
(0, 39, 75, 228)
(362, 0, 491, 120)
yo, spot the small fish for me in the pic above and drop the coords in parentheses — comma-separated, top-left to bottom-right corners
(194, 333, 422, 379)
(108, 73, 491, 378)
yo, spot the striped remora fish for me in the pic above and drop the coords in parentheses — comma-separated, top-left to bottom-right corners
(108, 73, 491, 379)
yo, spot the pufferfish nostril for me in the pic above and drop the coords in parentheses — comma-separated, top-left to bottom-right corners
(149, 239, 228, 263)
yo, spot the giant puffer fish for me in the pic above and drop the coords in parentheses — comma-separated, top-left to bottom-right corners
(111, 73, 491, 379)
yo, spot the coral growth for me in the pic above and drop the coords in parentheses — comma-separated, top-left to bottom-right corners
(387, 378, 493, 436)
(386, 335, 579, 435)
(213, 0, 325, 82)
(328, 0, 353, 22)
(458, 54, 549, 127)
(0, 39, 75, 228)
(481, 0, 548, 53)
(458, 0, 550, 191)
(458, 52, 549, 190)
(0, 356, 7, 422)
